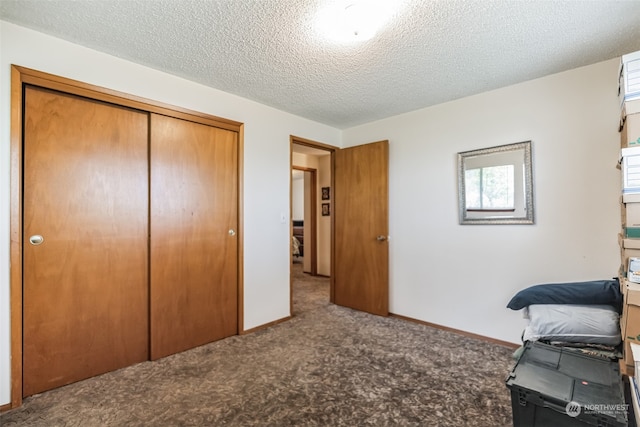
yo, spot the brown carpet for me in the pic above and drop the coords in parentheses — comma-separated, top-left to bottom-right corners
(1, 262, 515, 426)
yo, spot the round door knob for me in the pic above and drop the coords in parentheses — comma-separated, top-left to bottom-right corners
(29, 235, 44, 246)
(228, 229, 236, 236)
(376, 235, 387, 242)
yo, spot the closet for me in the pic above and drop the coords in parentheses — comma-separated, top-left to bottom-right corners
(23, 86, 150, 397)
(20, 80, 239, 397)
(150, 114, 238, 360)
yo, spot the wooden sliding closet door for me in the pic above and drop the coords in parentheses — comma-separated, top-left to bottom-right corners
(150, 114, 238, 360)
(23, 86, 149, 397)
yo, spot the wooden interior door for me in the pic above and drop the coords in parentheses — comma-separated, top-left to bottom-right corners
(333, 140, 389, 316)
(150, 114, 238, 360)
(22, 86, 149, 397)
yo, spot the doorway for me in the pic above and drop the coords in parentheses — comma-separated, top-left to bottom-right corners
(290, 138, 390, 318)
(291, 138, 334, 315)
(292, 167, 317, 275)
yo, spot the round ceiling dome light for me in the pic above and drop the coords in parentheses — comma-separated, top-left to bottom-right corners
(315, 0, 399, 43)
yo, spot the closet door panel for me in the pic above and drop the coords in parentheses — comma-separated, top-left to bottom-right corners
(23, 86, 149, 397)
(150, 114, 238, 360)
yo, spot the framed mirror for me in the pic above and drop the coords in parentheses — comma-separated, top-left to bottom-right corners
(457, 141, 534, 225)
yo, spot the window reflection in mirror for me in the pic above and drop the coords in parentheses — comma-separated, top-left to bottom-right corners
(457, 141, 534, 225)
(465, 164, 515, 211)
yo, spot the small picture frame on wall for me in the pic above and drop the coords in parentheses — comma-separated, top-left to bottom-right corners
(322, 203, 330, 216)
(321, 187, 330, 200)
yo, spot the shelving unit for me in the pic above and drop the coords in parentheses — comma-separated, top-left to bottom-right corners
(618, 50, 640, 378)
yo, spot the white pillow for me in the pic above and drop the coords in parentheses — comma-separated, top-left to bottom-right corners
(523, 304, 621, 346)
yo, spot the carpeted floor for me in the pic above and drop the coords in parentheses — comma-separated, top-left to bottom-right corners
(1, 262, 515, 426)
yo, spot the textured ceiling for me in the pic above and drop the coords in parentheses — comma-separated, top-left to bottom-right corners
(2, 0, 640, 129)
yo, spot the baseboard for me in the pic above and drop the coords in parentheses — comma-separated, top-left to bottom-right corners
(389, 313, 520, 349)
(0, 402, 12, 413)
(240, 312, 520, 349)
(241, 315, 291, 335)
(301, 271, 330, 278)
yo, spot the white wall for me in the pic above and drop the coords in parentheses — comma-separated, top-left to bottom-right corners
(0, 21, 340, 406)
(342, 59, 622, 345)
(292, 176, 304, 221)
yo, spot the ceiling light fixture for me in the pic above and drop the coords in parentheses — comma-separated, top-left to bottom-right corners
(315, 0, 398, 43)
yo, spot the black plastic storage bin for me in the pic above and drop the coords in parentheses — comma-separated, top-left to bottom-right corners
(505, 341, 627, 427)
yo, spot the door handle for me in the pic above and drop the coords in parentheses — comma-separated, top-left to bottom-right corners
(376, 235, 387, 242)
(228, 229, 236, 237)
(29, 235, 44, 246)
